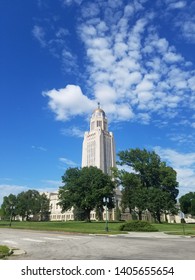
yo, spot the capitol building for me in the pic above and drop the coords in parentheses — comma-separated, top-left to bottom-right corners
(47, 104, 121, 221)
(82, 103, 115, 175)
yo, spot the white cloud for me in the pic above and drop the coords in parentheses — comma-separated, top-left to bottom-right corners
(32, 25, 46, 47)
(0, 182, 62, 206)
(117, 164, 135, 174)
(87, 48, 115, 69)
(78, 4, 194, 123)
(156, 38, 169, 54)
(81, 2, 100, 18)
(167, 1, 187, 10)
(136, 80, 154, 92)
(181, 20, 195, 42)
(137, 91, 153, 103)
(56, 27, 69, 38)
(115, 104, 134, 121)
(41, 180, 62, 187)
(168, 133, 195, 147)
(163, 52, 183, 63)
(61, 0, 83, 6)
(43, 85, 96, 121)
(154, 147, 195, 197)
(188, 76, 195, 90)
(155, 147, 195, 168)
(32, 19, 77, 73)
(32, 145, 47, 152)
(59, 157, 78, 166)
(164, 0, 195, 43)
(0, 184, 28, 206)
(41, 1, 195, 125)
(61, 126, 85, 138)
(137, 112, 151, 124)
(95, 85, 117, 103)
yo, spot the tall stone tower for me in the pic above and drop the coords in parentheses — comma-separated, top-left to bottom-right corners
(82, 104, 116, 175)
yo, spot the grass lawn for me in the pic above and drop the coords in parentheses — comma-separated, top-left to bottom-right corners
(0, 220, 195, 235)
(0, 245, 11, 259)
(152, 222, 195, 236)
(0, 220, 124, 234)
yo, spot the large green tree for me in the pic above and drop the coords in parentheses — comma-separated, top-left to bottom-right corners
(58, 166, 115, 222)
(17, 190, 39, 220)
(16, 190, 49, 221)
(147, 188, 177, 223)
(1, 194, 17, 220)
(159, 163, 179, 201)
(179, 192, 195, 216)
(118, 148, 162, 188)
(117, 148, 179, 222)
(39, 193, 50, 221)
(133, 187, 149, 220)
(1, 190, 50, 221)
(114, 170, 149, 220)
(120, 172, 141, 212)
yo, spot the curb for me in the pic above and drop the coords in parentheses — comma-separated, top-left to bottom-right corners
(9, 248, 26, 256)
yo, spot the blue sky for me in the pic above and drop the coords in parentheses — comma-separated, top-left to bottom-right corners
(0, 0, 195, 205)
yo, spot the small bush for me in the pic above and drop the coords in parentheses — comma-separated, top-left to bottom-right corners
(119, 220, 158, 232)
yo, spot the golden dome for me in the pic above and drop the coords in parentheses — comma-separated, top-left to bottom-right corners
(92, 103, 106, 117)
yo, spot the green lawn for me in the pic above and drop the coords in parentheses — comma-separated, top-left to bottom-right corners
(0, 220, 195, 235)
(0, 220, 124, 234)
(0, 245, 11, 259)
(152, 222, 195, 236)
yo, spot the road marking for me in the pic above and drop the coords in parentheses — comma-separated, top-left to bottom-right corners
(56, 236, 81, 240)
(58, 235, 93, 240)
(22, 238, 45, 243)
(2, 240, 18, 245)
(43, 237, 63, 241)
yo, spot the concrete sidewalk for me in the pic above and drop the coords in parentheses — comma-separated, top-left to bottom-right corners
(118, 231, 190, 238)
(93, 231, 190, 238)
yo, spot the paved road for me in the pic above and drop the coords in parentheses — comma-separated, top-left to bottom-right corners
(0, 228, 195, 259)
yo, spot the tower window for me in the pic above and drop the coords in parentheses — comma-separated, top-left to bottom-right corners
(97, 121, 102, 127)
(91, 121, 95, 130)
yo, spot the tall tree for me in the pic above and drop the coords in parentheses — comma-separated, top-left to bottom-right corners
(39, 193, 50, 221)
(17, 190, 42, 220)
(179, 192, 195, 216)
(147, 188, 177, 223)
(1, 191, 50, 221)
(133, 187, 149, 220)
(58, 166, 115, 222)
(159, 163, 179, 201)
(117, 148, 179, 222)
(120, 172, 141, 213)
(115, 171, 149, 220)
(1, 194, 17, 220)
(118, 148, 162, 188)
(118, 148, 179, 195)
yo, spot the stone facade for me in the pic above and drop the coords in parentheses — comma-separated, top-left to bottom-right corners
(82, 104, 116, 175)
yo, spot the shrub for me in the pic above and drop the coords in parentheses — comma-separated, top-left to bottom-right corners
(119, 220, 158, 232)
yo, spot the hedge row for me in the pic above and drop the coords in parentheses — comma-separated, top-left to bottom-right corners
(119, 220, 158, 232)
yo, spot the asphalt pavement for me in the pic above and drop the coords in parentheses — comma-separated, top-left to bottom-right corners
(0, 228, 194, 260)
